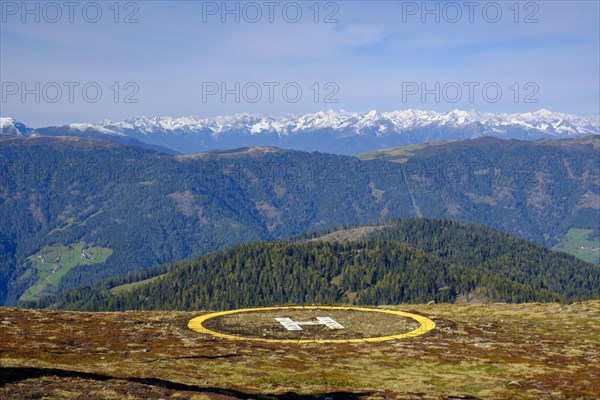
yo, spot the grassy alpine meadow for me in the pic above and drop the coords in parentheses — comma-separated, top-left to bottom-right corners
(552, 228, 600, 265)
(1, 301, 599, 399)
(18, 243, 113, 303)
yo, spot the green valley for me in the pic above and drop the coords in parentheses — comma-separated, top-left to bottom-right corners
(552, 228, 600, 264)
(18, 243, 112, 303)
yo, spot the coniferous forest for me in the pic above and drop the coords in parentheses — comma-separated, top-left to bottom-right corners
(32, 219, 600, 311)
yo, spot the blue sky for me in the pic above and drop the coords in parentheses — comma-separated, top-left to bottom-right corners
(1, 0, 598, 126)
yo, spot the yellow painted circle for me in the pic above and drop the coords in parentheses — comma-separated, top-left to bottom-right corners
(188, 305, 435, 343)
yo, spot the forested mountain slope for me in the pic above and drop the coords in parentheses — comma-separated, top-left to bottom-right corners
(1, 135, 598, 305)
(32, 219, 600, 311)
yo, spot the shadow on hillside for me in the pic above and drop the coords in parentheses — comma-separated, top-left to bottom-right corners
(0, 366, 373, 399)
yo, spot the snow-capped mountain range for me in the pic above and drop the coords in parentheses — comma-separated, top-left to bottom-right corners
(2, 109, 599, 155)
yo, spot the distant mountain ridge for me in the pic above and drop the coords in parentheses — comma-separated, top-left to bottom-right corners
(3, 109, 599, 155)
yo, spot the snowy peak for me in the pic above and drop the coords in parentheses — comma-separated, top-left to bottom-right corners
(0, 117, 30, 136)
(63, 123, 125, 136)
